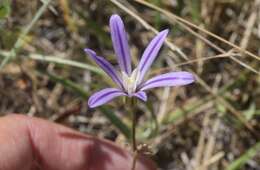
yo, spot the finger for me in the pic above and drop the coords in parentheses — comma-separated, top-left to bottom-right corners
(0, 114, 156, 170)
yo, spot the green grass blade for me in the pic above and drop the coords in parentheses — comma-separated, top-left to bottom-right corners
(44, 71, 90, 98)
(100, 107, 131, 139)
(30, 53, 104, 75)
(226, 142, 260, 170)
(0, 51, 104, 75)
(42, 71, 131, 139)
(0, 0, 11, 19)
(0, 0, 51, 70)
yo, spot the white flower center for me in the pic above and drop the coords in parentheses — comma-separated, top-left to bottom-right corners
(122, 68, 141, 95)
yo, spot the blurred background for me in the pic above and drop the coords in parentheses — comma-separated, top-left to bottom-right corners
(0, 0, 259, 169)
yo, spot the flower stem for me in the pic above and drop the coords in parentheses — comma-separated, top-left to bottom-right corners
(131, 151, 138, 170)
(131, 99, 137, 151)
(129, 98, 137, 170)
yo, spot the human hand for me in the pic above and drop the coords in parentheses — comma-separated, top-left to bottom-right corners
(0, 114, 156, 170)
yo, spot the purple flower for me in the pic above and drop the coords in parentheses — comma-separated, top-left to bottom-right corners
(85, 14, 194, 108)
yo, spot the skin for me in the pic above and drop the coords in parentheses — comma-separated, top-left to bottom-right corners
(0, 114, 156, 170)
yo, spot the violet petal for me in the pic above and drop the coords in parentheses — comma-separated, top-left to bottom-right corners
(84, 48, 123, 88)
(133, 91, 147, 101)
(88, 88, 126, 108)
(139, 72, 194, 91)
(137, 29, 169, 83)
(110, 14, 132, 75)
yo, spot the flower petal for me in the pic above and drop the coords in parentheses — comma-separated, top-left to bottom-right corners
(133, 91, 147, 101)
(110, 14, 131, 75)
(139, 72, 194, 91)
(137, 29, 169, 83)
(88, 88, 126, 108)
(85, 48, 123, 88)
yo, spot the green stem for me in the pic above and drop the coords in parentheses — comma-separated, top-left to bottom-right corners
(128, 98, 137, 170)
(132, 98, 137, 151)
(131, 151, 138, 170)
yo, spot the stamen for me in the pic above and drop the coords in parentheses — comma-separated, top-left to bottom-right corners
(122, 68, 141, 95)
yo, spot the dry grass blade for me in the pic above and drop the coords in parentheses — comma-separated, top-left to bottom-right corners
(165, 19, 260, 75)
(239, 4, 258, 49)
(150, 52, 240, 75)
(135, 0, 260, 61)
(194, 75, 258, 138)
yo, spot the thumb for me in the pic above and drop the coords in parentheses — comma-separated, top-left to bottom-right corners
(0, 114, 156, 170)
